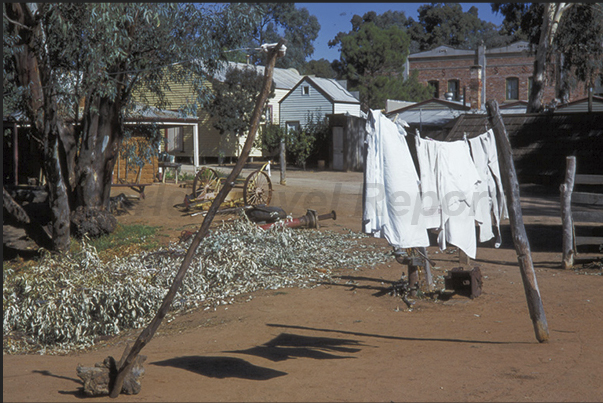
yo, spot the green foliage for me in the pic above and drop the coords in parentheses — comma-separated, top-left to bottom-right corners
(491, 3, 543, 44)
(358, 70, 433, 110)
(303, 113, 331, 163)
(243, 3, 320, 70)
(259, 123, 287, 155)
(301, 59, 337, 78)
(85, 224, 161, 256)
(260, 113, 329, 169)
(286, 126, 315, 170)
(207, 65, 274, 136)
(332, 21, 414, 110)
(406, 3, 512, 52)
(553, 4, 603, 92)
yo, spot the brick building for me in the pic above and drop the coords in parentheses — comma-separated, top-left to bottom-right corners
(404, 41, 588, 109)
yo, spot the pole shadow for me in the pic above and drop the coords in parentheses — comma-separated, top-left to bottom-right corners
(266, 324, 531, 345)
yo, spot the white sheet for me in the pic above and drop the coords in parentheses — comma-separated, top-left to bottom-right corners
(415, 136, 481, 259)
(468, 129, 508, 247)
(363, 110, 429, 249)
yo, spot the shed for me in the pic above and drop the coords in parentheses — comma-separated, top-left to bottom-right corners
(554, 96, 603, 113)
(279, 76, 361, 131)
(444, 112, 603, 184)
(386, 98, 471, 138)
(327, 113, 366, 172)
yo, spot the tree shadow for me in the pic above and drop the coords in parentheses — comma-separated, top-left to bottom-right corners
(226, 332, 364, 362)
(150, 356, 287, 380)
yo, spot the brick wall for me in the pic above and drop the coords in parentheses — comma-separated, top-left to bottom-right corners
(410, 51, 587, 107)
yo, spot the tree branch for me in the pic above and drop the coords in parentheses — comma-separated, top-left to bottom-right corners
(3, 12, 34, 30)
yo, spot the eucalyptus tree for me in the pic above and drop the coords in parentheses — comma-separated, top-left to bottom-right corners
(4, 3, 257, 251)
(242, 3, 320, 70)
(492, 3, 602, 112)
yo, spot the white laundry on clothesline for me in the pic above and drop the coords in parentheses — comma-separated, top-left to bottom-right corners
(362, 110, 429, 249)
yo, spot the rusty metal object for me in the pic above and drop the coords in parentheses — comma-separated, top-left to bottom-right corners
(259, 209, 336, 230)
(443, 267, 483, 299)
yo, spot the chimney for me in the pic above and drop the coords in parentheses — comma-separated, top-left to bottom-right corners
(469, 65, 482, 110)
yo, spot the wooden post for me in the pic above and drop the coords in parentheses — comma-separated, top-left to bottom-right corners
(418, 247, 434, 292)
(407, 264, 419, 297)
(458, 249, 471, 267)
(486, 100, 549, 343)
(280, 138, 286, 185)
(109, 40, 287, 398)
(560, 156, 576, 269)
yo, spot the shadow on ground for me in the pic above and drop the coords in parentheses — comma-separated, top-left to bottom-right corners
(151, 356, 287, 380)
(226, 333, 364, 362)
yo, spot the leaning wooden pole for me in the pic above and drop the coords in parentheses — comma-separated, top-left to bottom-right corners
(560, 156, 576, 269)
(109, 39, 287, 398)
(486, 100, 549, 343)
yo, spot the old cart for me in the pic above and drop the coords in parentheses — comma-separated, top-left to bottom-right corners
(183, 161, 273, 214)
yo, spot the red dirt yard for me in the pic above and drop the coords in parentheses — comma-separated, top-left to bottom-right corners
(3, 167, 602, 402)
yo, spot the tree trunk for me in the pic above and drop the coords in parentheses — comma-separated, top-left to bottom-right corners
(40, 110, 72, 251)
(76, 95, 123, 210)
(527, 3, 572, 113)
(6, 2, 72, 252)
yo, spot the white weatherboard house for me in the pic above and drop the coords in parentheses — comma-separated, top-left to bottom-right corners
(279, 76, 361, 131)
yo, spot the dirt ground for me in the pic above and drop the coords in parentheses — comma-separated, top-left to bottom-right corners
(4, 165, 603, 402)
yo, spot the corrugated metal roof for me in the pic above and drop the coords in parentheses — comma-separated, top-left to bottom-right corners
(409, 40, 531, 59)
(554, 96, 603, 113)
(212, 62, 302, 90)
(389, 109, 465, 128)
(305, 76, 360, 104)
(125, 104, 198, 122)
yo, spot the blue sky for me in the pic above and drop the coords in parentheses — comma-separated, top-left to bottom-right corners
(296, 3, 505, 61)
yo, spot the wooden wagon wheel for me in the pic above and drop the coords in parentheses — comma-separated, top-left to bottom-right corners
(192, 167, 222, 200)
(243, 169, 272, 206)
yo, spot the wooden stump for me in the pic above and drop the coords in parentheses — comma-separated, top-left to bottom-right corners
(76, 354, 146, 396)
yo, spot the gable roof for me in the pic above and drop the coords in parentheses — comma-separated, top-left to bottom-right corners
(212, 62, 302, 90)
(280, 76, 360, 105)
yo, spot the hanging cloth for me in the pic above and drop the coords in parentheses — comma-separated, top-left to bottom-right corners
(468, 129, 508, 247)
(363, 110, 429, 249)
(415, 136, 481, 259)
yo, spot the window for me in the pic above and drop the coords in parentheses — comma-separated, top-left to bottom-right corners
(447, 80, 459, 101)
(302, 85, 310, 96)
(166, 127, 184, 152)
(528, 77, 533, 99)
(286, 121, 300, 133)
(264, 105, 273, 124)
(506, 77, 519, 100)
(428, 80, 439, 98)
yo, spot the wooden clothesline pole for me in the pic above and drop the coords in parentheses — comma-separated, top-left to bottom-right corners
(108, 39, 287, 398)
(486, 100, 549, 343)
